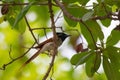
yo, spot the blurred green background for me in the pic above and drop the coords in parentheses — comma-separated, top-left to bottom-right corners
(0, 0, 108, 80)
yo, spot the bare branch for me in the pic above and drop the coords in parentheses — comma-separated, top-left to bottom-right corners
(24, 17, 39, 45)
(54, 10, 63, 23)
(0, 42, 35, 70)
(42, 0, 57, 79)
(54, 0, 118, 21)
(55, 0, 97, 49)
(0, 2, 57, 6)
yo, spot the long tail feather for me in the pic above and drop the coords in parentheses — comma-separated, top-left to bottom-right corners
(19, 49, 41, 71)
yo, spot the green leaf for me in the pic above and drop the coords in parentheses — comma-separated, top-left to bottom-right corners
(82, 11, 94, 21)
(106, 30, 120, 47)
(101, 19, 111, 27)
(94, 2, 112, 27)
(85, 53, 101, 77)
(112, 5, 118, 12)
(8, 17, 16, 27)
(13, 2, 35, 28)
(0, 16, 5, 24)
(103, 56, 115, 80)
(78, 0, 89, 5)
(106, 47, 120, 79)
(79, 20, 104, 49)
(64, 16, 77, 27)
(104, 0, 120, 7)
(17, 19, 26, 33)
(94, 53, 101, 72)
(103, 47, 120, 80)
(70, 50, 94, 66)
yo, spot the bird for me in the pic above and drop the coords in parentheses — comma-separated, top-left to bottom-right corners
(19, 32, 70, 69)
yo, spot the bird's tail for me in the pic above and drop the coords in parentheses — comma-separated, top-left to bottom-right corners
(18, 49, 41, 71)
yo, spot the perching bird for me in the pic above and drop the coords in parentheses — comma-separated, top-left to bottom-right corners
(19, 32, 70, 69)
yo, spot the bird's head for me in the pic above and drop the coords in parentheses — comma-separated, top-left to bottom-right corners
(56, 32, 70, 42)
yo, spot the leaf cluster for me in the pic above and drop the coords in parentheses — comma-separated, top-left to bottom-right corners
(0, 0, 120, 80)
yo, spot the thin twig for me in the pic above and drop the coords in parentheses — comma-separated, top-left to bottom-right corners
(43, 29, 48, 39)
(24, 17, 39, 45)
(0, 42, 35, 70)
(31, 27, 62, 31)
(0, 2, 57, 6)
(54, 10, 62, 23)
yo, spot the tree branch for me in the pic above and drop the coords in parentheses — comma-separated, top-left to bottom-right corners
(54, 0, 118, 21)
(24, 17, 39, 45)
(42, 0, 57, 80)
(55, 0, 97, 49)
(0, 2, 57, 6)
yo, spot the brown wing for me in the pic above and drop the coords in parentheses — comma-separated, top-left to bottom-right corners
(34, 38, 53, 49)
(18, 38, 53, 71)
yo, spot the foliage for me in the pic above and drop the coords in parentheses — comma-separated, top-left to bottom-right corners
(0, 0, 120, 80)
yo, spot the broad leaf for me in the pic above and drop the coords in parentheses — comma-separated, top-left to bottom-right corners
(103, 56, 116, 80)
(106, 30, 120, 47)
(70, 50, 94, 66)
(103, 47, 120, 80)
(106, 47, 120, 79)
(64, 16, 77, 27)
(79, 20, 104, 49)
(85, 52, 101, 77)
(101, 19, 111, 27)
(94, 2, 111, 27)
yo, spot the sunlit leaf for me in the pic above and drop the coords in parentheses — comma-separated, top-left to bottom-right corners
(112, 5, 118, 12)
(17, 19, 26, 33)
(0, 16, 5, 24)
